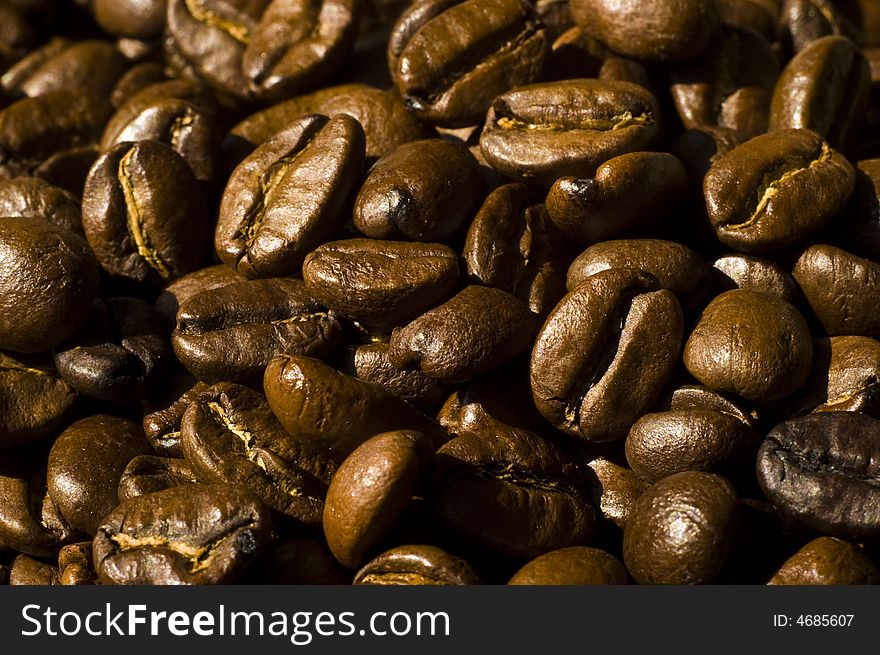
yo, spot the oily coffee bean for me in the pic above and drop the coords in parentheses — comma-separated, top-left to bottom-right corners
(110, 63, 166, 109)
(709, 253, 800, 303)
(507, 546, 629, 585)
(93, 483, 273, 585)
(142, 377, 210, 458)
(792, 244, 880, 338)
(353, 139, 482, 241)
(93, 0, 167, 39)
(264, 354, 446, 462)
(0, 351, 76, 448)
(324, 430, 432, 568)
(47, 415, 151, 536)
(154, 264, 246, 331)
(0, 177, 82, 234)
(584, 457, 650, 531)
(172, 277, 342, 386)
(703, 129, 855, 253)
(353, 544, 480, 585)
(718, 0, 779, 42)
(53, 297, 172, 403)
(570, 0, 722, 62)
(770, 36, 870, 151)
(757, 412, 880, 541)
(623, 471, 738, 585)
(216, 114, 365, 279)
(82, 140, 210, 288)
(181, 383, 336, 528)
(779, 0, 864, 56)
(0, 217, 99, 353)
(302, 239, 460, 332)
(57, 541, 97, 586)
(684, 290, 813, 402)
(661, 384, 758, 428)
(387, 0, 550, 127)
(433, 426, 595, 560)
(768, 536, 880, 585)
(9, 554, 58, 585)
(33, 146, 101, 198)
(480, 79, 660, 187)
(117, 456, 198, 503)
(531, 268, 683, 442)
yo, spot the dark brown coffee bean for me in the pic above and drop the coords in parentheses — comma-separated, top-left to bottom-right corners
(142, 378, 210, 457)
(545, 152, 687, 245)
(570, 0, 721, 61)
(758, 412, 880, 540)
(9, 554, 58, 585)
(181, 383, 336, 528)
(684, 290, 813, 401)
(154, 264, 246, 331)
(324, 430, 432, 568)
(389, 286, 539, 383)
(47, 415, 151, 536)
(388, 0, 549, 127)
(793, 244, 880, 337)
(710, 253, 800, 303)
(217, 114, 365, 279)
(584, 457, 650, 530)
(33, 146, 100, 198)
(57, 541, 97, 585)
(779, 0, 863, 55)
(82, 140, 210, 288)
(264, 354, 446, 462)
(718, 0, 779, 41)
(117, 456, 199, 502)
(623, 471, 738, 584)
(661, 384, 758, 428)
(173, 277, 342, 386)
(434, 426, 594, 560)
(480, 79, 660, 187)
(508, 546, 629, 584)
(0, 217, 99, 353)
(93, 483, 273, 585)
(791, 336, 880, 415)
(53, 297, 172, 403)
(844, 158, 880, 260)
(303, 239, 459, 331)
(0, 176, 82, 234)
(110, 62, 166, 109)
(703, 129, 855, 253)
(354, 544, 480, 585)
(94, 0, 168, 39)
(768, 536, 880, 584)
(531, 268, 683, 442)
(566, 239, 707, 309)
(625, 409, 758, 482)
(770, 36, 870, 151)
(353, 139, 481, 241)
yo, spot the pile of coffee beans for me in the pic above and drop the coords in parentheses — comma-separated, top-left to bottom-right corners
(1, 0, 880, 586)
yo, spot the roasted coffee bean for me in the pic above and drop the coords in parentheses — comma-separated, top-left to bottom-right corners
(353, 544, 480, 585)
(117, 456, 198, 502)
(623, 471, 738, 585)
(508, 546, 629, 584)
(757, 412, 880, 541)
(570, 0, 721, 61)
(33, 146, 101, 198)
(82, 140, 210, 288)
(661, 384, 758, 428)
(173, 277, 341, 386)
(224, 83, 428, 166)
(463, 183, 571, 317)
(718, 0, 779, 41)
(531, 268, 683, 442)
(0, 217, 99, 353)
(546, 152, 687, 245)
(790, 336, 880, 415)
(142, 379, 210, 457)
(181, 383, 336, 528)
(303, 239, 459, 331)
(339, 342, 450, 410)
(779, 0, 863, 55)
(669, 25, 778, 140)
(844, 159, 880, 260)
(566, 239, 707, 309)
(53, 297, 172, 403)
(154, 264, 246, 331)
(710, 253, 800, 303)
(264, 354, 445, 462)
(770, 36, 870, 151)
(0, 177, 82, 234)
(353, 139, 481, 241)
(434, 426, 594, 560)
(0, 351, 76, 447)
(684, 290, 813, 402)
(93, 0, 168, 39)
(47, 415, 151, 536)
(768, 536, 880, 585)
(388, 0, 549, 127)
(584, 457, 650, 530)
(110, 63, 166, 109)
(793, 244, 880, 338)
(217, 114, 365, 279)
(324, 430, 432, 568)
(242, 0, 359, 102)
(625, 409, 758, 482)
(57, 541, 96, 585)
(9, 554, 58, 585)
(389, 286, 539, 383)
(93, 483, 272, 585)
(704, 129, 855, 253)
(480, 79, 660, 187)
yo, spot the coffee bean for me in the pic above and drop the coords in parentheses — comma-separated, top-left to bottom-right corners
(117, 456, 198, 502)
(508, 546, 629, 585)
(768, 536, 880, 585)
(710, 253, 800, 303)
(353, 544, 480, 585)
(0, 176, 82, 234)
(791, 336, 880, 415)
(584, 457, 650, 531)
